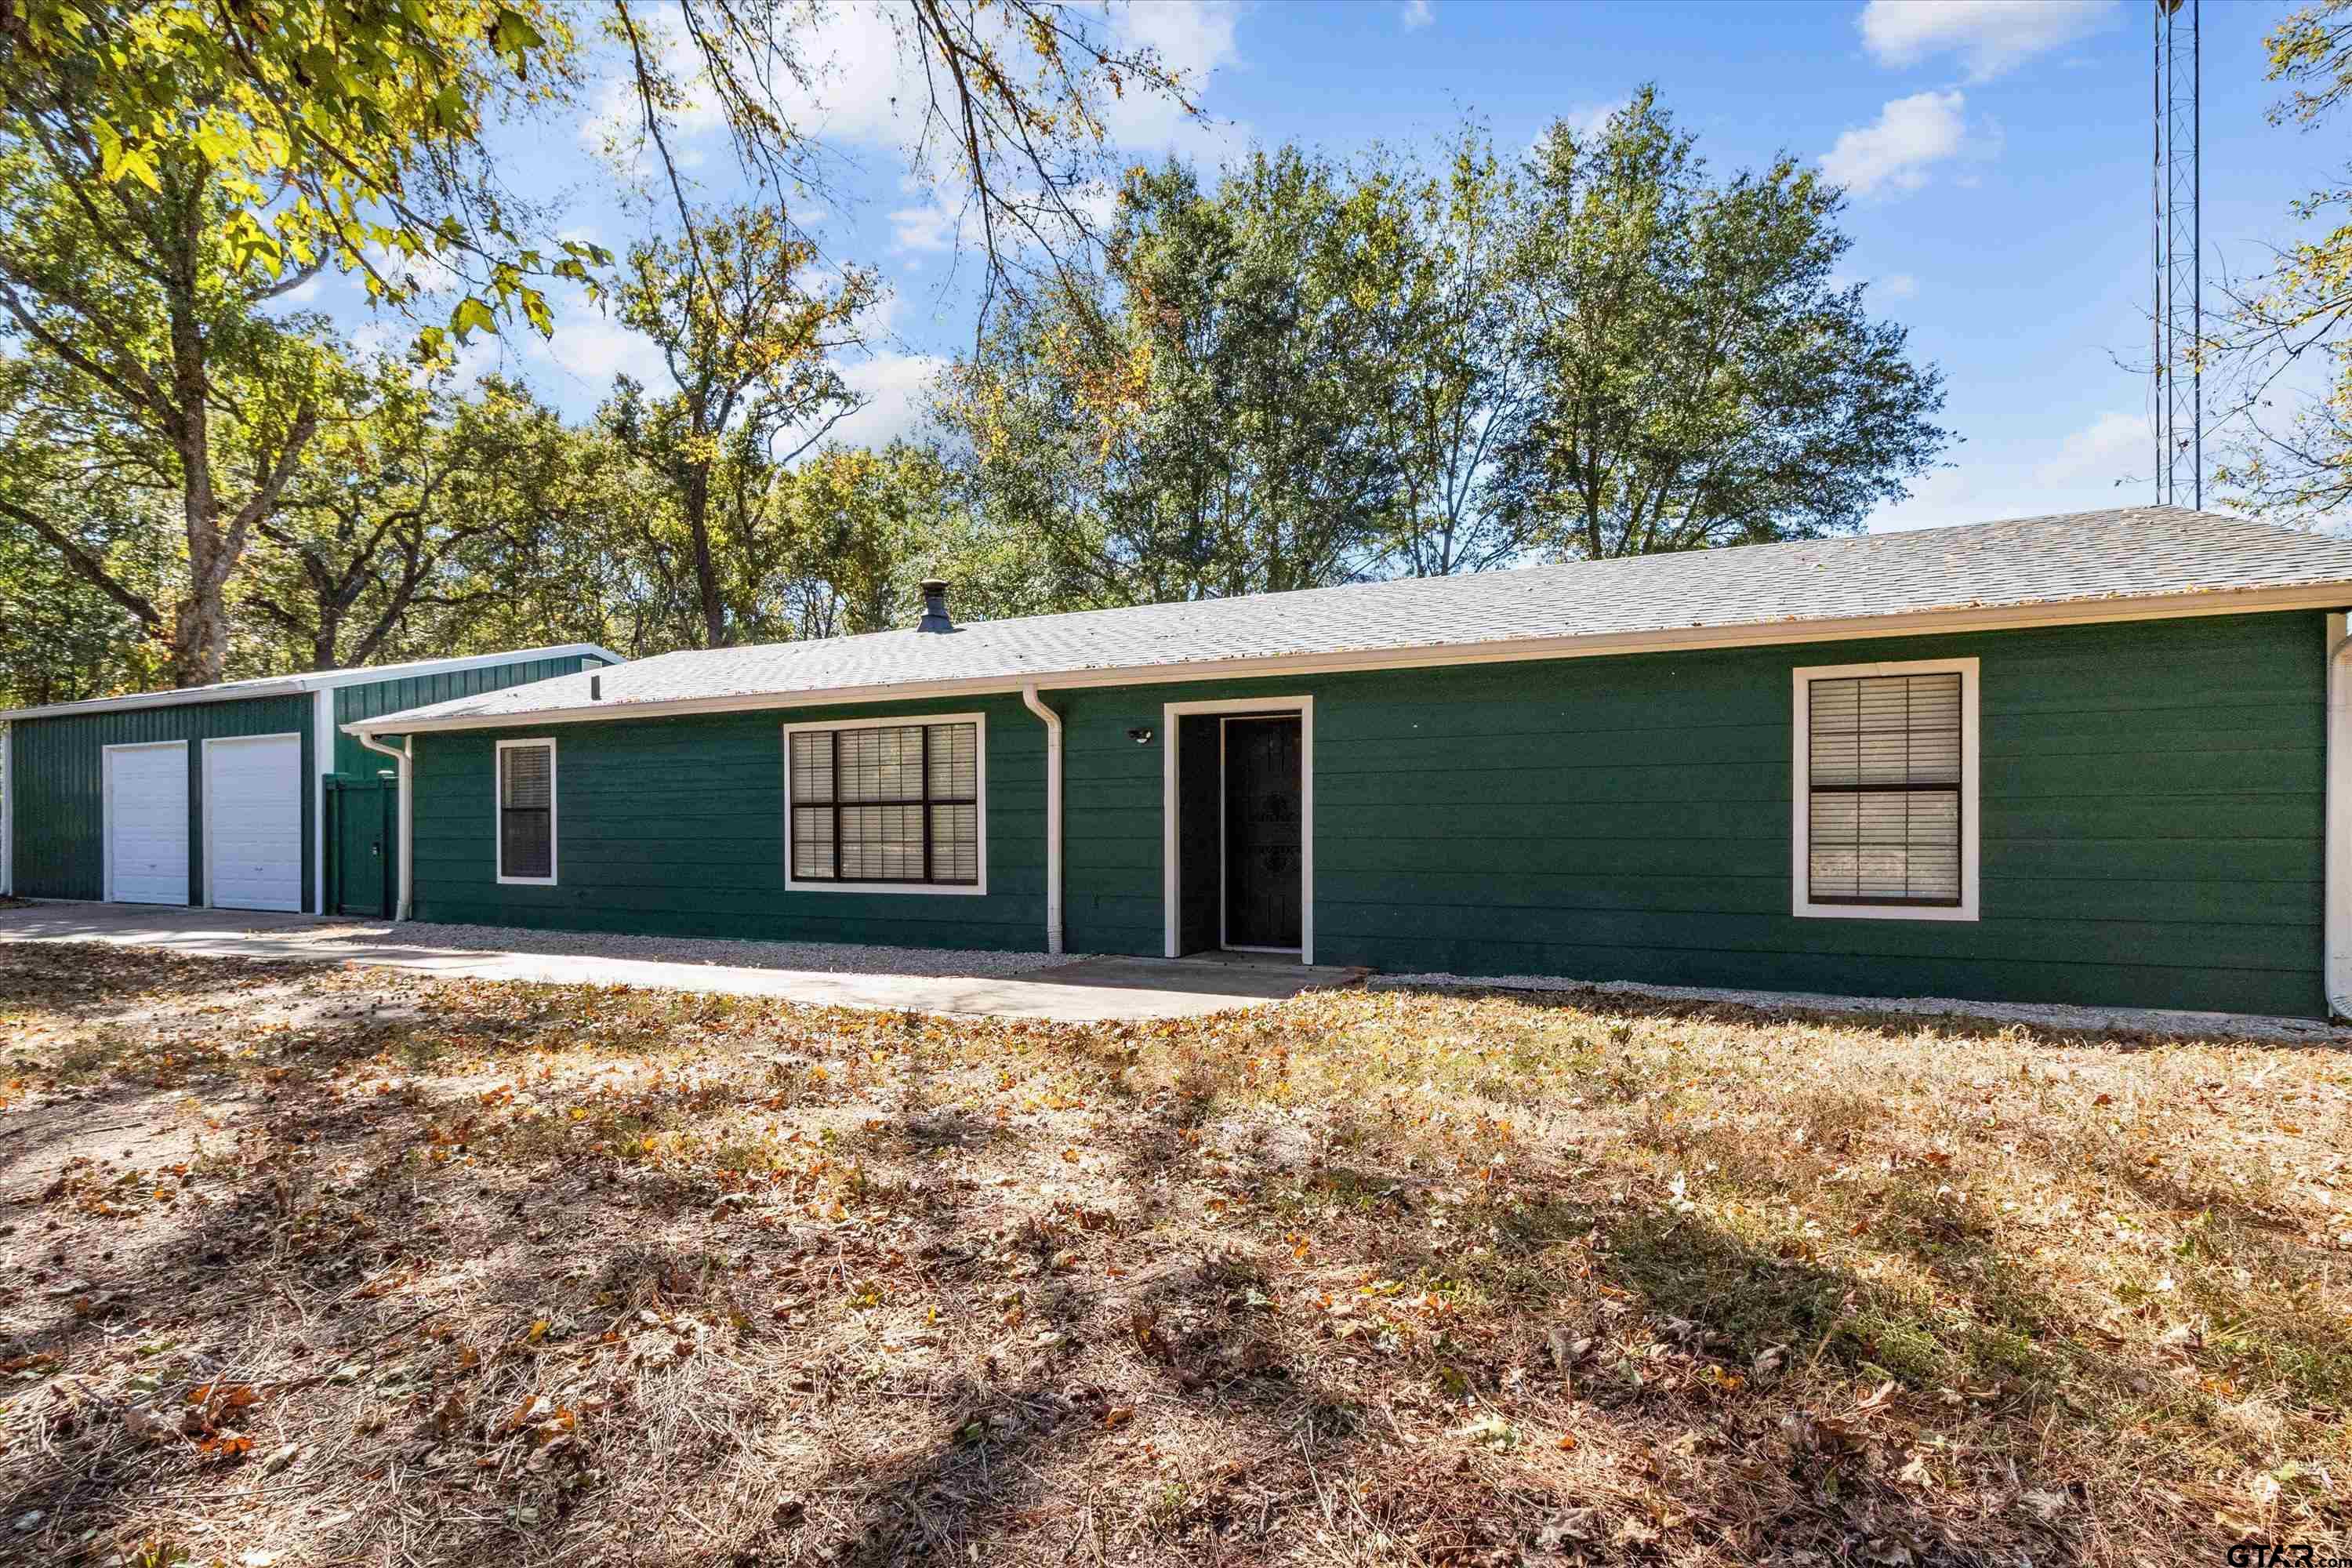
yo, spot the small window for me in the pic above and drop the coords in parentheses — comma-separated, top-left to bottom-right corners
(785, 717, 984, 893)
(496, 739, 557, 885)
(1792, 659, 1976, 921)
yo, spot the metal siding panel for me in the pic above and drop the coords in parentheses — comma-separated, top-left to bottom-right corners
(9, 694, 313, 904)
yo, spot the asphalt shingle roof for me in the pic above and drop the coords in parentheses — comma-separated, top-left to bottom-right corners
(355, 507, 2352, 730)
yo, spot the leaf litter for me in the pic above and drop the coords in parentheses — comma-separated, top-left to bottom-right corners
(0, 942, 2345, 1566)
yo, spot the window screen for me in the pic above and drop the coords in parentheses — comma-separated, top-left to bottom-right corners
(1806, 673, 1961, 906)
(789, 721, 979, 886)
(499, 742, 554, 880)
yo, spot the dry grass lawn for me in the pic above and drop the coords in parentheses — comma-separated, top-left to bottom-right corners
(1, 942, 2347, 1567)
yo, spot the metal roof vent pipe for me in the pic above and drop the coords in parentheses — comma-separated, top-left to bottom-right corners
(590, 674, 601, 700)
(917, 579, 955, 633)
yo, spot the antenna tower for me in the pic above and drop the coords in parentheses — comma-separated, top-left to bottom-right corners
(2154, 0, 2201, 508)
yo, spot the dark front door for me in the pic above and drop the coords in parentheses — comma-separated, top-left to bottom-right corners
(327, 778, 395, 918)
(1222, 715, 1303, 949)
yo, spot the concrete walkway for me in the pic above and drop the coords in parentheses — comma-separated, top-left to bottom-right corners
(0, 902, 1367, 1022)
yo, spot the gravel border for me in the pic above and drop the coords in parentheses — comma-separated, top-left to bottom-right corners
(1374, 970, 2352, 1045)
(292, 918, 1073, 980)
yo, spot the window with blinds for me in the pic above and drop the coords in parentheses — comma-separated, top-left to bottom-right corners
(1805, 672, 1962, 907)
(497, 741, 556, 883)
(788, 720, 981, 887)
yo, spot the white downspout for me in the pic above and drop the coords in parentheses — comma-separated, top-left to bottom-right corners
(355, 731, 412, 921)
(1, 720, 12, 898)
(2327, 614, 2352, 1020)
(1020, 684, 1065, 956)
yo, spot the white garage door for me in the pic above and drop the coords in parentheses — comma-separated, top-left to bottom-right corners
(105, 742, 190, 906)
(204, 734, 303, 913)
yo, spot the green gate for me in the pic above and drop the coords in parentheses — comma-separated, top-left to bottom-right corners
(325, 775, 397, 917)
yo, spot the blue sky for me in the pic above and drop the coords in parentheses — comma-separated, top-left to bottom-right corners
(294, 0, 2330, 535)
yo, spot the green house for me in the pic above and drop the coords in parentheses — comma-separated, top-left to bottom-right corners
(328, 507, 2352, 1019)
(0, 645, 620, 918)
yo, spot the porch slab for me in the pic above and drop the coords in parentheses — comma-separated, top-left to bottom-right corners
(0, 902, 1366, 1022)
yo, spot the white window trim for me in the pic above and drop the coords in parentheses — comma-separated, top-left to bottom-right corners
(494, 737, 559, 887)
(1160, 695, 1315, 966)
(781, 711, 989, 897)
(1791, 657, 1980, 923)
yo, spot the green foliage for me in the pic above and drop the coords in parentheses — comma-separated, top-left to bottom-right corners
(0, 504, 166, 705)
(1380, 126, 1535, 576)
(946, 146, 1422, 604)
(0, 53, 1950, 701)
(1, 0, 602, 343)
(942, 96, 1948, 601)
(604, 205, 878, 648)
(0, 0, 1192, 692)
(0, 0, 604, 685)
(1499, 89, 1947, 557)
(772, 441, 1049, 638)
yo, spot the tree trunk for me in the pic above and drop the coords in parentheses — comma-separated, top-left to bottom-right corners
(165, 192, 228, 688)
(167, 397, 231, 687)
(682, 459, 729, 648)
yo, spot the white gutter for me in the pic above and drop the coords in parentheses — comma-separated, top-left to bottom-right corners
(340, 581, 2352, 741)
(356, 731, 413, 921)
(2327, 613, 2352, 1020)
(1021, 684, 1065, 956)
(313, 689, 333, 916)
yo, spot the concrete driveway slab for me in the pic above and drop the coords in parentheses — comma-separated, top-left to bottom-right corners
(0, 902, 1365, 1022)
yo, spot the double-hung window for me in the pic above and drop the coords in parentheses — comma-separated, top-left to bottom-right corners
(1791, 659, 1978, 921)
(495, 739, 557, 885)
(785, 715, 985, 893)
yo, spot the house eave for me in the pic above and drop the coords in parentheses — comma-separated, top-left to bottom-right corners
(342, 582, 2352, 739)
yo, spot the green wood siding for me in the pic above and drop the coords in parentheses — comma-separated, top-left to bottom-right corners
(1054, 612, 2329, 1016)
(332, 655, 604, 778)
(6, 695, 315, 907)
(399, 611, 2333, 1018)
(408, 695, 1047, 948)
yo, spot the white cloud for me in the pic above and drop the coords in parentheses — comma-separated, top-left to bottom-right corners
(530, 308, 674, 397)
(740, 0, 1246, 155)
(820, 351, 946, 452)
(750, 0, 912, 147)
(2031, 409, 2144, 489)
(1877, 272, 1918, 300)
(274, 272, 328, 307)
(579, 3, 728, 154)
(1858, 0, 2117, 82)
(361, 241, 460, 298)
(1098, 1, 1247, 160)
(1401, 0, 1434, 30)
(888, 185, 982, 255)
(1870, 409, 2147, 532)
(1564, 99, 1624, 140)
(1820, 90, 1968, 198)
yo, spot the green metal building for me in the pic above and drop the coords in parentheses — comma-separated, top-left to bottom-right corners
(337, 508, 2352, 1019)
(0, 645, 620, 918)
